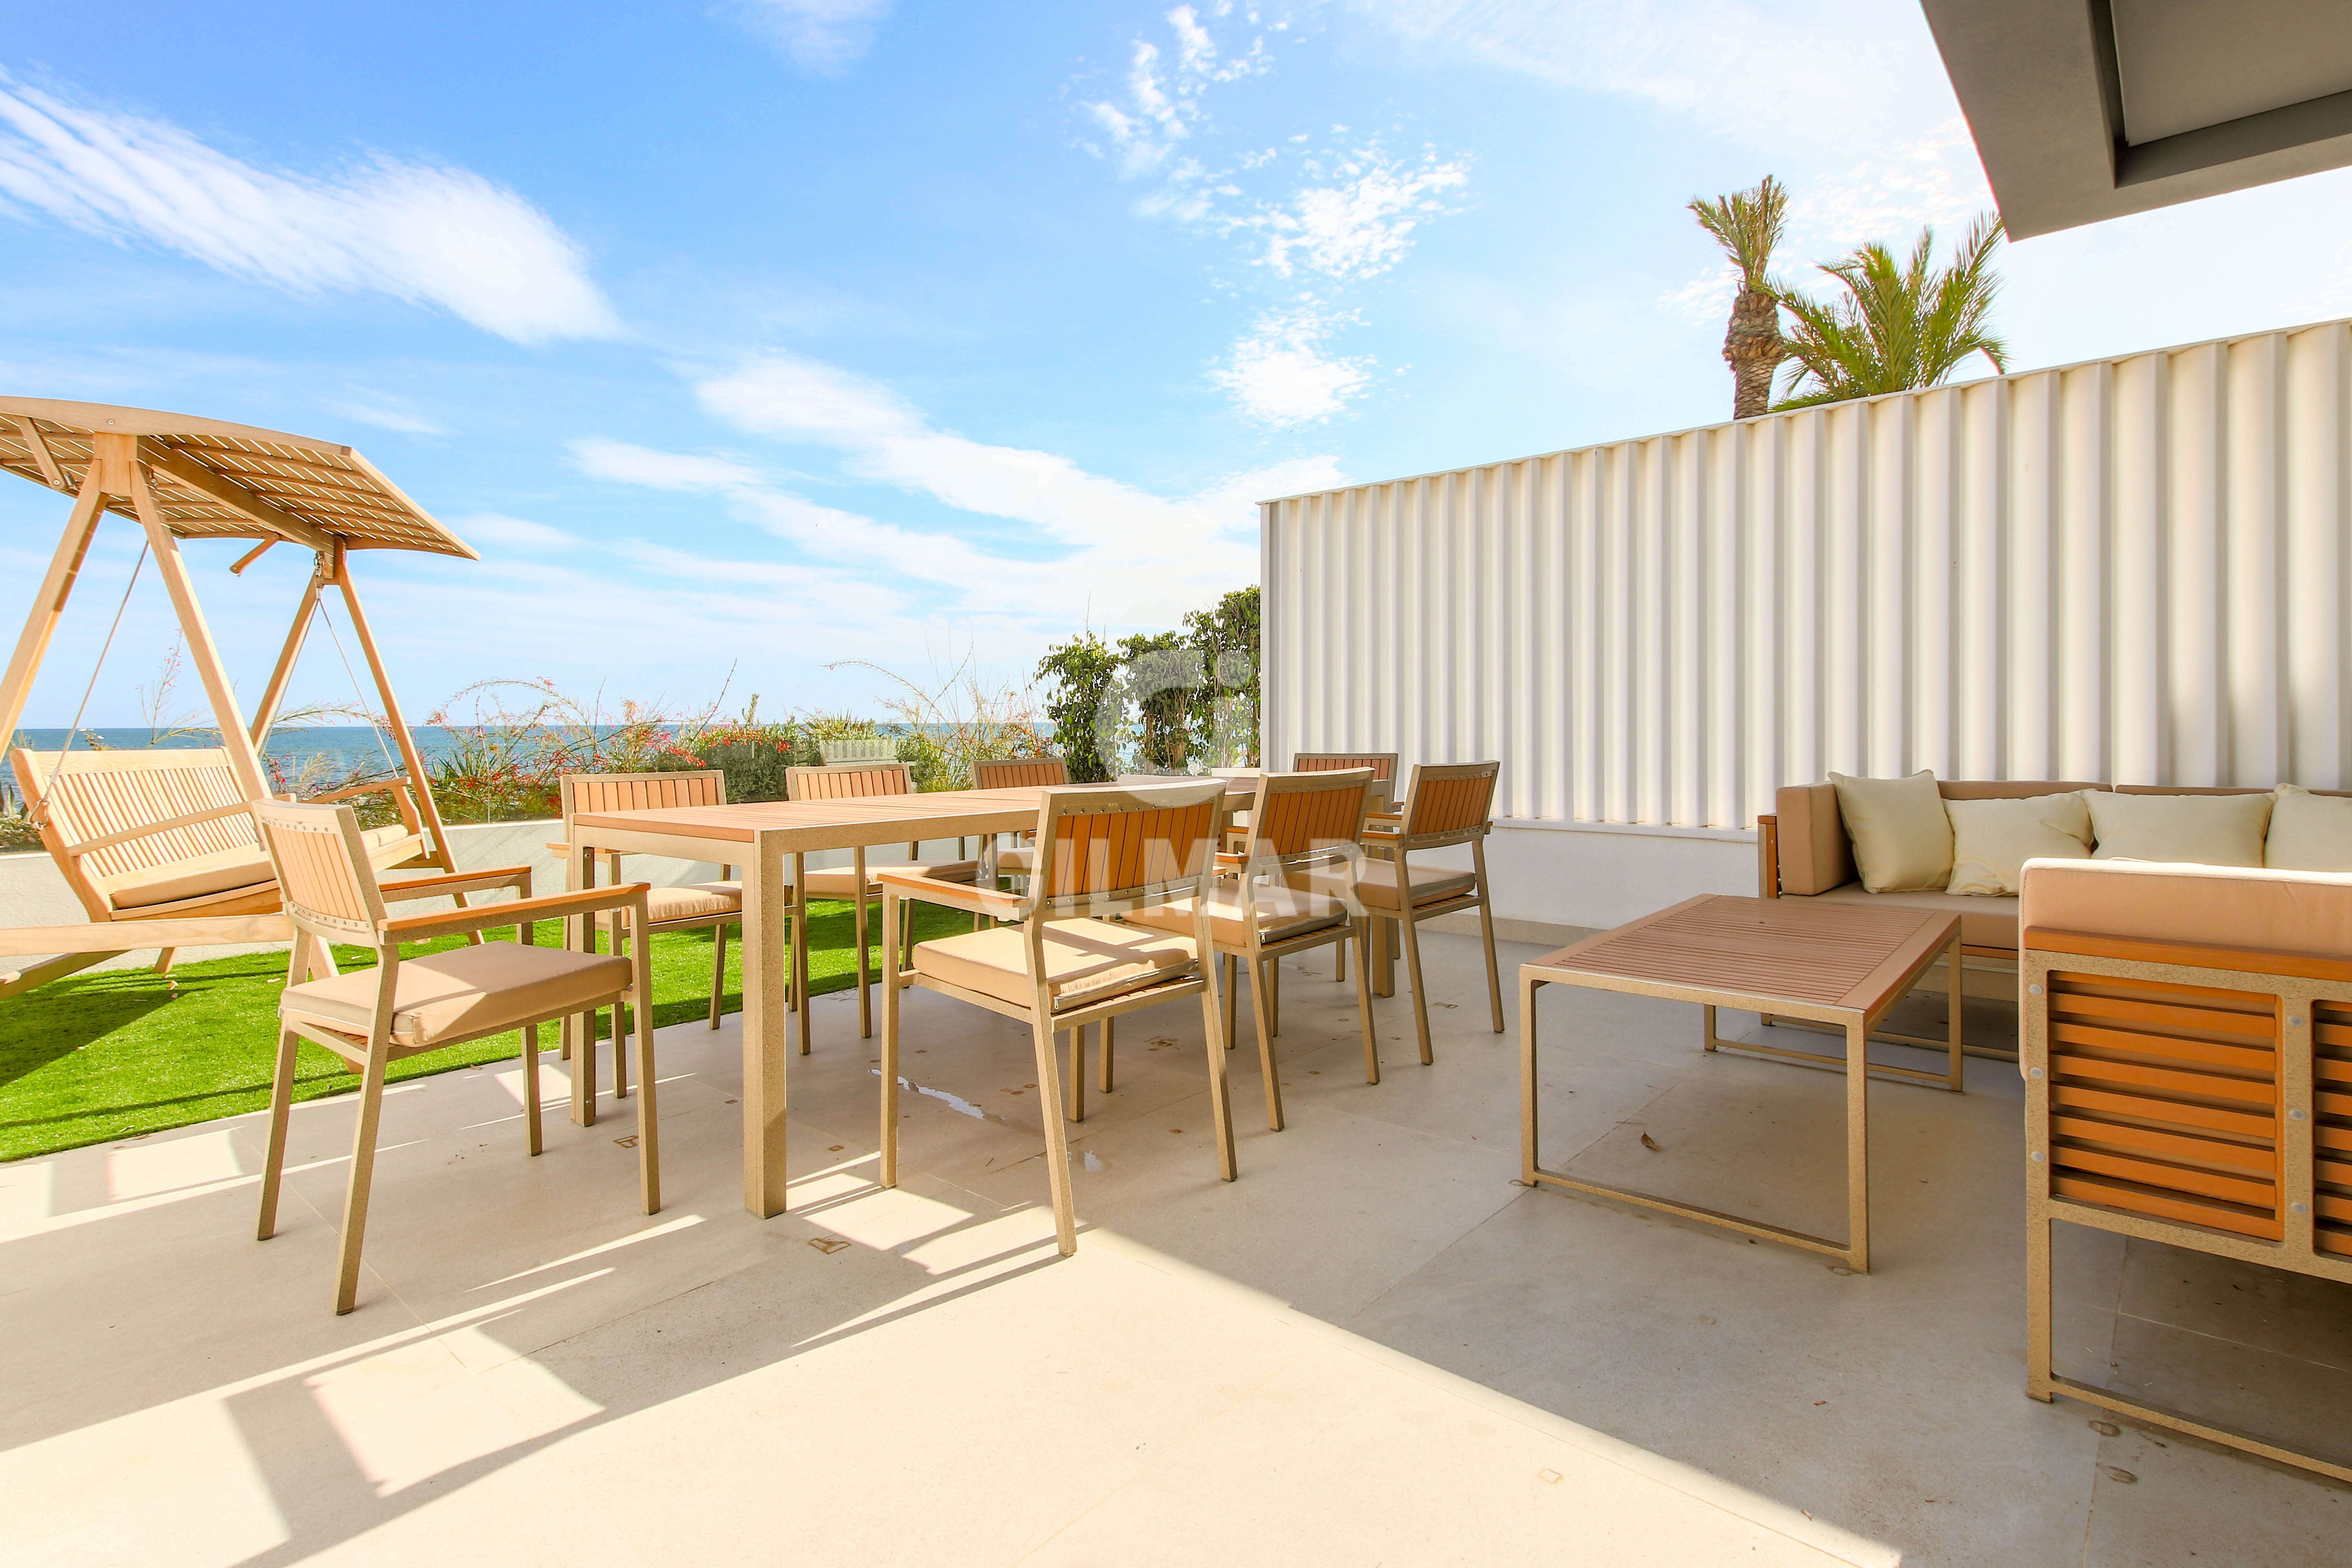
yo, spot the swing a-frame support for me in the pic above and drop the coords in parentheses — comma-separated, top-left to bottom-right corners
(0, 399, 481, 997)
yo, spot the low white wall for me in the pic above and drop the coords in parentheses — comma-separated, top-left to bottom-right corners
(1406, 817, 1755, 944)
(0, 819, 950, 973)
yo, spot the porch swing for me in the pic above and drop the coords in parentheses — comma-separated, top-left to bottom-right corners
(0, 397, 480, 998)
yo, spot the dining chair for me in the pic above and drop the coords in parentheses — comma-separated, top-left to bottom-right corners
(1124, 768, 1379, 1131)
(554, 770, 747, 1118)
(1292, 753, 1400, 980)
(874, 779, 1235, 1256)
(785, 762, 980, 1041)
(250, 800, 657, 1315)
(973, 754, 1067, 885)
(1312, 760, 1504, 1064)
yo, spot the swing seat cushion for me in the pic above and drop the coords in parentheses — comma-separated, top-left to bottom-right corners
(108, 824, 414, 911)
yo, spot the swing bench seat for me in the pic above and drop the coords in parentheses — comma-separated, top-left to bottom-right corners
(10, 747, 431, 923)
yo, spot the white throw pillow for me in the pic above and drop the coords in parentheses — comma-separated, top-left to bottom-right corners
(1829, 770, 1953, 892)
(1945, 792, 2092, 896)
(2086, 791, 2270, 867)
(2265, 784, 2352, 871)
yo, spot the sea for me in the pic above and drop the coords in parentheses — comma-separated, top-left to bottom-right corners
(0, 726, 615, 806)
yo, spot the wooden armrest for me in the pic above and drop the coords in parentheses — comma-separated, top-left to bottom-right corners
(874, 868, 1026, 921)
(377, 866, 533, 903)
(382, 883, 648, 940)
(544, 841, 573, 855)
(305, 779, 410, 804)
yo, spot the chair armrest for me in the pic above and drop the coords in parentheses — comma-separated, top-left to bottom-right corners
(382, 883, 648, 940)
(305, 779, 406, 804)
(377, 866, 533, 904)
(874, 868, 1027, 921)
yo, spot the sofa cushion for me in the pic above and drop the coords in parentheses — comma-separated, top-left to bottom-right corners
(1830, 771, 1954, 893)
(1945, 792, 2092, 896)
(2265, 784, 2352, 872)
(2087, 791, 2269, 867)
(1772, 783, 1855, 895)
(1811, 882, 2018, 951)
(2020, 858, 2352, 959)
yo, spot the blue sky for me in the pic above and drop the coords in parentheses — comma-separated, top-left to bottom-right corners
(8, 0, 2352, 727)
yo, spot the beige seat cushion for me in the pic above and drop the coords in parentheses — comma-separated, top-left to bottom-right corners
(1830, 771, 1953, 892)
(110, 822, 412, 912)
(1122, 884, 1350, 942)
(1810, 882, 2020, 951)
(914, 919, 1197, 1012)
(992, 845, 1036, 874)
(1945, 792, 2092, 896)
(282, 942, 633, 1047)
(2087, 790, 2269, 867)
(2265, 784, 2352, 872)
(644, 882, 742, 922)
(1305, 856, 1475, 911)
(2021, 858, 2352, 958)
(806, 858, 978, 899)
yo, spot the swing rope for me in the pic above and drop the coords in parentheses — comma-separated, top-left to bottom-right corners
(30, 542, 151, 831)
(316, 597, 402, 779)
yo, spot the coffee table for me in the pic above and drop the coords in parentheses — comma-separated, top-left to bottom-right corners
(1517, 894, 1964, 1272)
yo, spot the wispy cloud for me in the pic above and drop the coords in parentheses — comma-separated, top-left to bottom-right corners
(0, 75, 619, 344)
(320, 396, 448, 436)
(1347, 0, 1936, 151)
(1081, 4, 1274, 177)
(729, 0, 894, 73)
(453, 512, 581, 552)
(575, 354, 1343, 629)
(1212, 304, 1374, 426)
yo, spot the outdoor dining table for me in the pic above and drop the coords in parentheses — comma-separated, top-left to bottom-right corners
(567, 780, 1255, 1217)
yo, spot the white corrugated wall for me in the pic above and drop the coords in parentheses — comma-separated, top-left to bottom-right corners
(1262, 318, 2352, 830)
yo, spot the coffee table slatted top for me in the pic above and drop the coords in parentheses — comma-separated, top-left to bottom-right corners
(1532, 895, 1962, 1019)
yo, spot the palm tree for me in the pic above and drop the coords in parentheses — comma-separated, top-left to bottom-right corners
(1775, 214, 2009, 409)
(1688, 175, 1790, 420)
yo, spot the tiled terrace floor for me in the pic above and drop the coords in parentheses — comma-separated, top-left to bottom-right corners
(4, 931, 2348, 1566)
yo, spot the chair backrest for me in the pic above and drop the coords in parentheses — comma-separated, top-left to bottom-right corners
(1031, 779, 1225, 917)
(561, 770, 726, 827)
(786, 761, 913, 802)
(9, 746, 265, 918)
(1401, 760, 1501, 845)
(253, 800, 387, 944)
(819, 737, 899, 764)
(1295, 751, 1398, 784)
(1242, 768, 1374, 869)
(974, 755, 1067, 789)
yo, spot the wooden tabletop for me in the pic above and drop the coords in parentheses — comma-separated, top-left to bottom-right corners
(571, 781, 1256, 855)
(1526, 894, 1961, 1023)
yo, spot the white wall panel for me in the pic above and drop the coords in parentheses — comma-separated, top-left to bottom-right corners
(1262, 320, 2352, 828)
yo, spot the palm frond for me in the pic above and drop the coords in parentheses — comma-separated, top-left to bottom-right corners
(1689, 175, 1788, 292)
(1775, 212, 2009, 410)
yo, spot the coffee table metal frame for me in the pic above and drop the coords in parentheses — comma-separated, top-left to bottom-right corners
(1518, 895, 1964, 1273)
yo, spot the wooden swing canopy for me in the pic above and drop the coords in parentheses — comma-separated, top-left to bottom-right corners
(0, 397, 480, 998)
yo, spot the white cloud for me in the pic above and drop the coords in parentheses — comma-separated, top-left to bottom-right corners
(320, 396, 447, 436)
(1213, 305, 1374, 425)
(1237, 145, 1468, 281)
(572, 438, 766, 490)
(1082, 4, 1273, 178)
(730, 0, 893, 72)
(0, 76, 619, 343)
(1347, 0, 1944, 152)
(454, 512, 581, 552)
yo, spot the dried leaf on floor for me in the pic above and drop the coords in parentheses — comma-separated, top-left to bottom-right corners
(1639, 1132, 1661, 1151)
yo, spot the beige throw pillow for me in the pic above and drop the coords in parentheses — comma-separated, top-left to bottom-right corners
(1829, 770, 1953, 892)
(2086, 791, 2270, 867)
(1945, 793, 2092, 896)
(2265, 784, 2352, 871)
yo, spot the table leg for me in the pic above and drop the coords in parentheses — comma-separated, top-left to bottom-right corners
(793, 851, 811, 1058)
(1945, 938, 1965, 1092)
(853, 846, 872, 1040)
(1519, 973, 1543, 1185)
(743, 835, 792, 1217)
(1843, 1016, 1871, 1273)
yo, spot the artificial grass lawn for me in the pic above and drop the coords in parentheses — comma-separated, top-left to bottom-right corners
(0, 899, 977, 1162)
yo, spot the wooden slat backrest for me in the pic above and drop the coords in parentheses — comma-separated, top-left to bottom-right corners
(563, 770, 727, 825)
(974, 756, 1068, 789)
(1403, 760, 1500, 840)
(786, 762, 911, 802)
(1295, 751, 1397, 783)
(2317, 1000, 2352, 1258)
(254, 800, 384, 941)
(1035, 781, 1223, 913)
(11, 747, 260, 881)
(1247, 768, 1373, 862)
